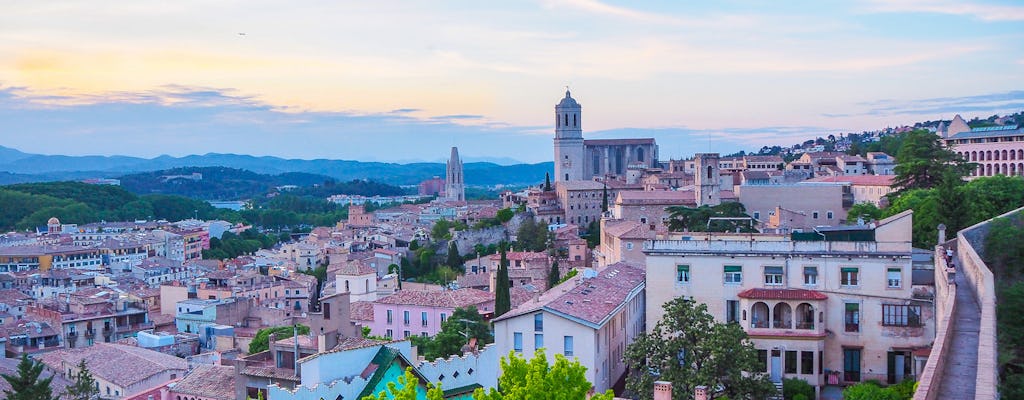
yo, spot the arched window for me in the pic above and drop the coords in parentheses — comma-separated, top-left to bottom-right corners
(1012, 151, 1017, 161)
(773, 303, 793, 329)
(971, 151, 977, 161)
(987, 150, 993, 160)
(1003, 150, 1009, 160)
(987, 164, 992, 176)
(796, 303, 814, 330)
(365, 279, 370, 293)
(751, 302, 769, 328)
(1018, 150, 1023, 160)
(706, 165, 713, 179)
(344, 280, 350, 292)
(564, 114, 569, 126)
(573, 114, 577, 127)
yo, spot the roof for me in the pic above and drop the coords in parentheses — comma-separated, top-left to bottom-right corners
(556, 90, 580, 108)
(350, 301, 375, 322)
(616, 190, 696, 205)
(805, 175, 895, 187)
(493, 263, 645, 328)
(948, 124, 1024, 139)
(0, 357, 72, 395)
(737, 288, 827, 300)
(584, 138, 656, 146)
(36, 343, 187, 388)
(375, 288, 494, 309)
(169, 364, 235, 400)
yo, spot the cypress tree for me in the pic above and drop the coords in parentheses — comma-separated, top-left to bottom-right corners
(547, 260, 560, 289)
(544, 173, 552, 191)
(495, 244, 511, 317)
(65, 359, 99, 400)
(601, 183, 609, 213)
(446, 241, 462, 272)
(2, 354, 56, 400)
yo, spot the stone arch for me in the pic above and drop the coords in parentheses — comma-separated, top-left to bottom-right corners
(751, 302, 770, 328)
(773, 302, 792, 329)
(796, 303, 815, 330)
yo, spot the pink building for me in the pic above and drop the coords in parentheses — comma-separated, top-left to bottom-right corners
(941, 115, 1024, 178)
(369, 289, 495, 340)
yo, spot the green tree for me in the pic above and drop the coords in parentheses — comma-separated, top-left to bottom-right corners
(935, 170, 969, 237)
(884, 189, 939, 249)
(432, 219, 453, 240)
(666, 202, 755, 233)
(985, 217, 1024, 281)
(472, 349, 614, 400)
(65, 359, 100, 400)
(963, 176, 1024, 227)
(547, 261, 560, 289)
(2, 354, 57, 400)
(841, 381, 900, 400)
(601, 183, 609, 213)
(362, 367, 444, 400)
(586, 220, 601, 249)
(494, 245, 511, 317)
(515, 218, 550, 252)
(624, 297, 775, 400)
(544, 173, 552, 191)
(847, 202, 883, 224)
(892, 129, 970, 192)
(495, 208, 514, 223)
(782, 377, 813, 400)
(248, 325, 310, 354)
(414, 306, 493, 360)
(446, 241, 462, 272)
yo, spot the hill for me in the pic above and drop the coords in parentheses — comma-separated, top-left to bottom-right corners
(0, 146, 553, 186)
(118, 167, 407, 200)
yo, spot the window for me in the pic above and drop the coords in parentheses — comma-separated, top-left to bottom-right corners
(785, 351, 797, 374)
(403, 330, 410, 338)
(676, 265, 690, 283)
(387, 310, 393, 324)
(764, 266, 783, 286)
(726, 300, 740, 323)
(882, 304, 922, 327)
(403, 311, 410, 325)
(840, 267, 859, 286)
(724, 266, 742, 284)
(812, 211, 819, 219)
(440, 313, 447, 323)
(753, 211, 760, 220)
(513, 332, 523, 352)
(534, 313, 543, 332)
(386, 329, 393, 339)
(887, 268, 902, 288)
(421, 312, 428, 327)
(421, 332, 428, 337)
(323, 302, 331, 320)
(803, 267, 818, 285)
(801, 351, 814, 375)
(843, 348, 862, 381)
(564, 336, 574, 357)
(827, 211, 834, 219)
(534, 334, 544, 350)
(626, 242, 633, 250)
(758, 350, 768, 372)
(845, 303, 860, 332)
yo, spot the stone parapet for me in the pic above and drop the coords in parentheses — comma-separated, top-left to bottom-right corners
(912, 246, 956, 400)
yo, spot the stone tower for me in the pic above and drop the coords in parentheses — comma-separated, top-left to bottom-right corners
(554, 90, 584, 182)
(694, 153, 721, 206)
(444, 146, 465, 202)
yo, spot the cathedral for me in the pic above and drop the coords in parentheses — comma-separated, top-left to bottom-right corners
(553, 90, 658, 182)
(443, 146, 465, 202)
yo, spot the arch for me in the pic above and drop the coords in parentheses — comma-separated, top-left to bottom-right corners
(751, 302, 770, 328)
(986, 164, 992, 176)
(987, 150, 993, 160)
(564, 114, 569, 127)
(573, 113, 577, 127)
(706, 165, 714, 179)
(1012, 150, 1017, 161)
(344, 280, 350, 292)
(365, 279, 370, 293)
(1003, 150, 1009, 160)
(971, 151, 977, 161)
(1020, 163, 1024, 176)
(796, 303, 815, 330)
(1012, 163, 1017, 176)
(773, 302, 793, 329)
(1018, 150, 1023, 160)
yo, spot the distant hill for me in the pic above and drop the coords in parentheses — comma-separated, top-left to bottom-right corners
(0, 146, 553, 186)
(118, 166, 407, 200)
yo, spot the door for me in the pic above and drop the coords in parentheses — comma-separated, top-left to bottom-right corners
(895, 355, 906, 382)
(770, 350, 782, 383)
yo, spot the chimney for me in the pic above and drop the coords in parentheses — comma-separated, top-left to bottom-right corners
(653, 381, 672, 400)
(695, 385, 708, 400)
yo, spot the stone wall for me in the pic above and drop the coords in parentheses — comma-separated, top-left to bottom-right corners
(450, 226, 509, 255)
(912, 245, 957, 400)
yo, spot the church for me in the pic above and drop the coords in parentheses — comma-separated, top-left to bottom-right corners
(552, 90, 658, 182)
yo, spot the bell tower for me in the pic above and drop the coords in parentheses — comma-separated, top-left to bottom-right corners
(554, 89, 585, 182)
(694, 153, 721, 206)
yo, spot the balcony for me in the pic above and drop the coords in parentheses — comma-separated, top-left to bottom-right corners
(115, 322, 154, 333)
(65, 331, 78, 339)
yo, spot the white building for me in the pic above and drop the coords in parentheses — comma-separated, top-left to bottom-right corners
(643, 210, 933, 396)
(491, 263, 645, 393)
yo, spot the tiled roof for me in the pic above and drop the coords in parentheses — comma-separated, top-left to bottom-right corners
(375, 289, 494, 309)
(36, 343, 187, 388)
(350, 301, 375, 322)
(584, 138, 656, 146)
(805, 175, 895, 186)
(493, 263, 645, 328)
(169, 364, 235, 400)
(737, 288, 827, 300)
(616, 190, 696, 204)
(0, 357, 72, 395)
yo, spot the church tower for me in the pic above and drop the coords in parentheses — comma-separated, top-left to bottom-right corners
(554, 90, 585, 182)
(444, 146, 465, 202)
(694, 153, 721, 207)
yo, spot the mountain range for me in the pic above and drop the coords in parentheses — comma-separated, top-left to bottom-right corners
(0, 146, 553, 186)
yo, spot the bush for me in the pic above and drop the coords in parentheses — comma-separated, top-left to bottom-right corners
(783, 378, 814, 400)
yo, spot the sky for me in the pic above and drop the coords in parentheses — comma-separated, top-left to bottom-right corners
(0, 0, 1022, 164)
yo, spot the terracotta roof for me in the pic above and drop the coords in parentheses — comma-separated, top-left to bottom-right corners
(805, 175, 895, 187)
(169, 364, 235, 400)
(737, 288, 827, 300)
(616, 190, 696, 204)
(375, 289, 494, 309)
(36, 343, 187, 388)
(350, 301, 375, 322)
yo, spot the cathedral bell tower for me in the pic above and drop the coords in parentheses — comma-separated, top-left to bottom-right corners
(554, 89, 585, 182)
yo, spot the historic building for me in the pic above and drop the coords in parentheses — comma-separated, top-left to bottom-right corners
(552, 90, 658, 183)
(940, 114, 1024, 178)
(444, 146, 466, 202)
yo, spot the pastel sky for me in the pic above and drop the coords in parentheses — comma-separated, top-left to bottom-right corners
(1, 0, 1022, 163)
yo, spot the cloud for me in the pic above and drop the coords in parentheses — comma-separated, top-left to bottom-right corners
(830, 90, 1024, 117)
(863, 0, 1024, 22)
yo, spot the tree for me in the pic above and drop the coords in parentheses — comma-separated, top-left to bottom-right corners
(2, 354, 57, 400)
(446, 241, 462, 272)
(494, 245, 511, 317)
(847, 202, 883, 224)
(624, 297, 775, 400)
(544, 173, 552, 191)
(472, 349, 614, 400)
(892, 129, 970, 192)
(547, 261, 560, 289)
(666, 203, 755, 233)
(65, 359, 99, 400)
(248, 325, 311, 354)
(935, 170, 969, 237)
(601, 183, 609, 213)
(883, 189, 939, 249)
(362, 367, 444, 400)
(495, 208, 514, 223)
(414, 306, 493, 360)
(515, 218, 550, 252)
(432, 219, 453, 241)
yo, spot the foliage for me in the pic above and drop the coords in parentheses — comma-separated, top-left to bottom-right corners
(446, 241, 462, 272)
(544, 173, 552, 191)
(963, 176, 1024, 228)
(841, 380, 901, 400)
(883, 189, 939, 249)
(65, 359, 100, 400)
(935, 171, 969, 237)
(203, 230, 282, 260)
(362, 367, 444, 400)
(983, 216, 1024, 282)
(556, 269, 578, 285)
(666, 202, 755, 233)
(515, 217, 550, 252)
(248, 325, 310, 354)
(846, 202, 883, 224)
(432, 219, 453, 240)
(624, 297, 775, 400)
(585, 220, 600, 249)
(782, 378, 813, 400)
(472, 349, 614, 400)
(892, 129, 971, 192)
(547, 261, 560, 289)
(495, 208, 515, 223)
(601, 184, 608, 212)
(1, 354, 57, 400)
(494, 245, 511, 317)
(986, 214, 1024, 394)
(413, 306, 493, 360)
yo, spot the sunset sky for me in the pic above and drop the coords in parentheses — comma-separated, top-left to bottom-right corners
(1, 0, 1022, 163)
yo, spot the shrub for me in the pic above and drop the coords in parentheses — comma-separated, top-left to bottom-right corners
(783, 378, 814, 400)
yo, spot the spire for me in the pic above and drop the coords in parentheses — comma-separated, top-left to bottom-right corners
(444, 146, 465, 202)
